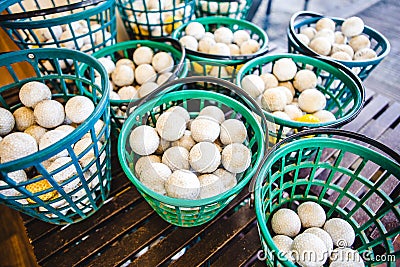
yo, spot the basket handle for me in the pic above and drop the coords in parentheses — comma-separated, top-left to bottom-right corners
(288, 11, 323, 58)
(0, 0, 105, 22)
(126, 76, 270, 151)
(185, 44, 270, 61)
(248, 127, 400, 207)
(288, 11, 349, 58)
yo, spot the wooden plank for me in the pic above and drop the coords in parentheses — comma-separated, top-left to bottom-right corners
(343, 94, 389, 132)
(330, 102, 400, 205)
(169, 206, 256, 266)
(87, 216, 171, 267)
(314, 88, 378, 170)
(0, 205, 39, 267)
(248, 257, 267, 267)
(32, 185, 143, 262)
(129, 225, 200, 267)
(305, 91, 388, 193)
(378, 126, 400, 154)
(128, 190, 250, 267)
(351, 123, 400, 202)
(352, 125, 400, 223)
(25, 170, 132, 242)
(41, 199, 155, 267)
(210, 225, 262, 267)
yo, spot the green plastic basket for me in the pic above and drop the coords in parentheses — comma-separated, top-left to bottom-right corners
(237, 53, 365, 145)
(253, 128, 400, 266)
(288, 11, 391, 81)
(0, 0, 116, 57)
(0, 48, 111, 225)
(116, 0, 196, 40)
(78, 38, 189, 133)
(171, 16, 269, 81)
(118, 76, 267, 227)
(195, 0, 252, 19)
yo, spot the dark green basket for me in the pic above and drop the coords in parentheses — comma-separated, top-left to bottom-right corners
(288, 11, 391, 81)
(171, 16, 269, 81)
(116, 0, 196, 40)
(195, 0, 252, 19)
(118, 76, 267, 227)
(237, 53, 364, 145)
(0, 0, 116, 58)
(0, 48, 111, 225)
(78, 38, 189, 133)
(253, 128, 400, 266)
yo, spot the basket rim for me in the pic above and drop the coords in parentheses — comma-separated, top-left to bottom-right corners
(0, 0, 115, 28)
(0, 48, 110, 173)
(288, 11, 391, 67)
(171, 16, 269, 63)
(118, 89, 265, 207)
(236, 53, 365, 128)
(79, 38, 189, 106)
(253, 128, 400, 266)
(116, 0, 196, 11)
(195, 0, 250, 4)
(195, 0, 252, 15)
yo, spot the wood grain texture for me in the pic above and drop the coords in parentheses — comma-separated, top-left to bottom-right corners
(0, 205, 38, 267)
(0, 24, 38, 267)
(0, 28, 35, 86)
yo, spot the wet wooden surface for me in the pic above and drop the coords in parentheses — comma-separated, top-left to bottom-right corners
(0, 26, 39, 267)
(1, 0, 400, 266)
(15, 84, 399, 267)
(0, 205, 38, 267)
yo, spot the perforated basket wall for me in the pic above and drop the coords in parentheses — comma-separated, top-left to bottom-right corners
(118, 76, 266, 227)
(116, 0, 196, 40)
(254, 129, 400, 266)
(0, 0, 116, 56)
(237, 53, 364, 145)
(78, 38, 188, 134)
(0, 48, 111, 225)
(287, 11, 390, 81)
(195, 0, 252, 19)
(171, 16, 269, 81)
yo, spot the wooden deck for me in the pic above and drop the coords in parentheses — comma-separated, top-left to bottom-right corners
(1, 1, 400, 266)
(18, 84, 399, 267)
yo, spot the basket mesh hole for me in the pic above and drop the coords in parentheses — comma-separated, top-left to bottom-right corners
(185, 98, 201, 113)
(260, 63, 272, 74)
(352, 207, 371, 226)
(308, 185, 324, 196)
(297, 167, 312, 179)
(365, 191, 384, 214)
(0, 66, 15, 88)
(378, 210, 399, 236)
(345, 178, 365, 199)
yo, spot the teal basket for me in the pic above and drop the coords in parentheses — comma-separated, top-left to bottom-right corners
(288, 11, 391, 81)
(171, 16, 269, 81)
(0, 48, 111, 225)
(118, 76, 267, 227)
(78, 38, 189, 134)
(237, 53, 365, 145)
(116, 0, 196, 40)
(195, 0, 252, 19)
(0, 0, 116, 56)
(253, 128, 400, 266)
